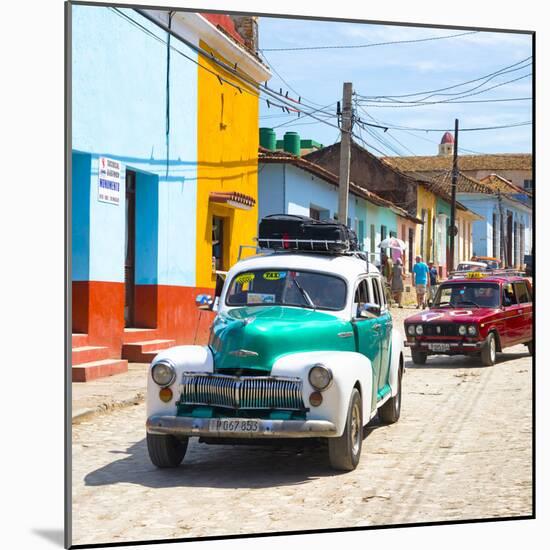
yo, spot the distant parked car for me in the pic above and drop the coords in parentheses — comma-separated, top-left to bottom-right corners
(477, 256, 502, 270)
(454, 260, 488, 272)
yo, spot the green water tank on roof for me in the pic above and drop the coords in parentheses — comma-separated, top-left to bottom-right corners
(259, 127, 277, 151)
(283, 131, 301, 156)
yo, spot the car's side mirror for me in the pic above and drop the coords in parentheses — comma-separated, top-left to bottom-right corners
(196, 294, 214, 311)
(358, 302, 381, 319)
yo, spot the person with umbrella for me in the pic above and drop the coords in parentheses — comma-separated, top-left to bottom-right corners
(378, 237, 406, 306)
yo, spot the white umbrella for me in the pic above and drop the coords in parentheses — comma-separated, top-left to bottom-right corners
(377, 237, 407, 250)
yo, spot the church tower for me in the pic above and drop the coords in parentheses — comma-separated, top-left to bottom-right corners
(439, 131, 455, 156)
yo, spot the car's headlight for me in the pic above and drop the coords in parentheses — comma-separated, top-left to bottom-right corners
(309, 364, 333, 391)
(458, 325, 467, 335)
(151, 361, 176, 386)
(407, 324, 416, 335)
(415, 325, 423, 335)
(467, 325, 477, 336)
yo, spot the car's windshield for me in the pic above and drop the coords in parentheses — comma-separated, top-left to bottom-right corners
(225, 269, 347, 310)
(434, 282, 500, 308)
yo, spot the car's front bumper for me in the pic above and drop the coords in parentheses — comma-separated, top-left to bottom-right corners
(405, 340, 483, 352)
(146, 415, 337, 438)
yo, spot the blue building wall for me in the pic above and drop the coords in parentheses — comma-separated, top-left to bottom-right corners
(258, 164, 286, 222)
(457, 194, 532, 259)
(456, 196, 494, 257)
(72, 5, 198, 286)
(72, 152, 91, 281)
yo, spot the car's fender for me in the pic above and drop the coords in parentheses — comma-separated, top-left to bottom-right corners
(147, 345, 213, 417)
(388, 328, 404, 397)
(272, 350, 374, 436)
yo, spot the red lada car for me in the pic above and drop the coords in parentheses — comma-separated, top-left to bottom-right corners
(404, 274, 533, 366)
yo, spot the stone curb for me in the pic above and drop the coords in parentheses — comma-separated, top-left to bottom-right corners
(72, 392, 145, 424)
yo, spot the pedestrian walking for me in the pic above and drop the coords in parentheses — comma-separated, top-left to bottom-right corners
(428, 261, 439, 304)
(412, 255, 430, 309)
(391, 258, 405, 308)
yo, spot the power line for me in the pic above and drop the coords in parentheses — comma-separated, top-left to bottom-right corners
(357, 56, 532, 100)
(260, 30, 479, 52)
(358, 73, 532, 107)
(356, 103, 524, 155)
(271, 100, 339, 129)
(363, 63, 532, 103)
(259, 49, 330, 109)
(354, 120, 532, 132)
(361, 97, 532, 107)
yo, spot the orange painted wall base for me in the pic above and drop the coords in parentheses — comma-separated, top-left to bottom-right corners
(73, 281, 125, 355)
(135, 284, 216, 345)
(73, 282, 216, 357)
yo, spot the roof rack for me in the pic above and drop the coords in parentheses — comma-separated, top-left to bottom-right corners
(256, 237, 354, 254)
(238, 240, 374, 273)
(447, 268, 526, 280)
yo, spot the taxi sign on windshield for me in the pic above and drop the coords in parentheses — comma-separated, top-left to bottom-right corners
(466, 271, 484, 279)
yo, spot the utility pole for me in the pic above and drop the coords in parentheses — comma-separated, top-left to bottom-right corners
(448, 118, 459, 272)
(338, 82, 353, 226)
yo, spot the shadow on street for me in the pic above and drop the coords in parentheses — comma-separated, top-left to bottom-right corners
(84, 419, 381, 490)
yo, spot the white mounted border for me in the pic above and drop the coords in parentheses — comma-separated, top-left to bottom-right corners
(143, 9, 272, 84)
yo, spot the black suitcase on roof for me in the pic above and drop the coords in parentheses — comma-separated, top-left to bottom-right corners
(258, 214, 358, 252)
(258, 214, 308, 240)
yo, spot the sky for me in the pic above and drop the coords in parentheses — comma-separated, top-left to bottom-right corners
(256, 16, 533, 156)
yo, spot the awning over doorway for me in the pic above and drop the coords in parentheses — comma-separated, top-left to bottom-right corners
(209, 191, 256, 210)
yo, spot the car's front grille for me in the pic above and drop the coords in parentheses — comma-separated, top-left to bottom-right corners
(179, 373, 305, 411)
(422, 323, 460, 336)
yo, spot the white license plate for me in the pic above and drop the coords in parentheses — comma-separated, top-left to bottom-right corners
(209, 418, 261, 433)
(428, 343, 450, 352)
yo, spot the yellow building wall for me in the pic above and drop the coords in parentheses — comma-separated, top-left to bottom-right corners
(415, 186, 437, 261)
(196, 41, 260, 289)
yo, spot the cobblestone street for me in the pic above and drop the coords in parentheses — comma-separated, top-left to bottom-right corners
(71, 307, 533, 546)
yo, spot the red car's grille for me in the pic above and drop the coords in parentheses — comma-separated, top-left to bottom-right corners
(421, 323, 460, 337)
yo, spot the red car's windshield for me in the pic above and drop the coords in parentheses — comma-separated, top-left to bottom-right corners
(434, 282, 500, 308)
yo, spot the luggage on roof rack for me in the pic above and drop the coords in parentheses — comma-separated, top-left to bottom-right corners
(258, 214, 358, 253)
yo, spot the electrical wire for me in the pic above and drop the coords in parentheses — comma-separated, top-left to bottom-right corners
(259, 49, 331, 109)
(358, 73, 532, 107)
(357, 56, 532, 100)
(260, 30, 479, 52)
(355, 102, 526, 155)
(353, 119, 532, 132)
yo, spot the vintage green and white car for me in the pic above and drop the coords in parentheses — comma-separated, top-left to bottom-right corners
(146, 251, 404, 471)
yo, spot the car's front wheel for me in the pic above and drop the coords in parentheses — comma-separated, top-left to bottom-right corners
(328, 388, 362, 471)
(379, 363, 403, 424)
(480, 332, 497, 366)
(147, 433, 188, 468)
